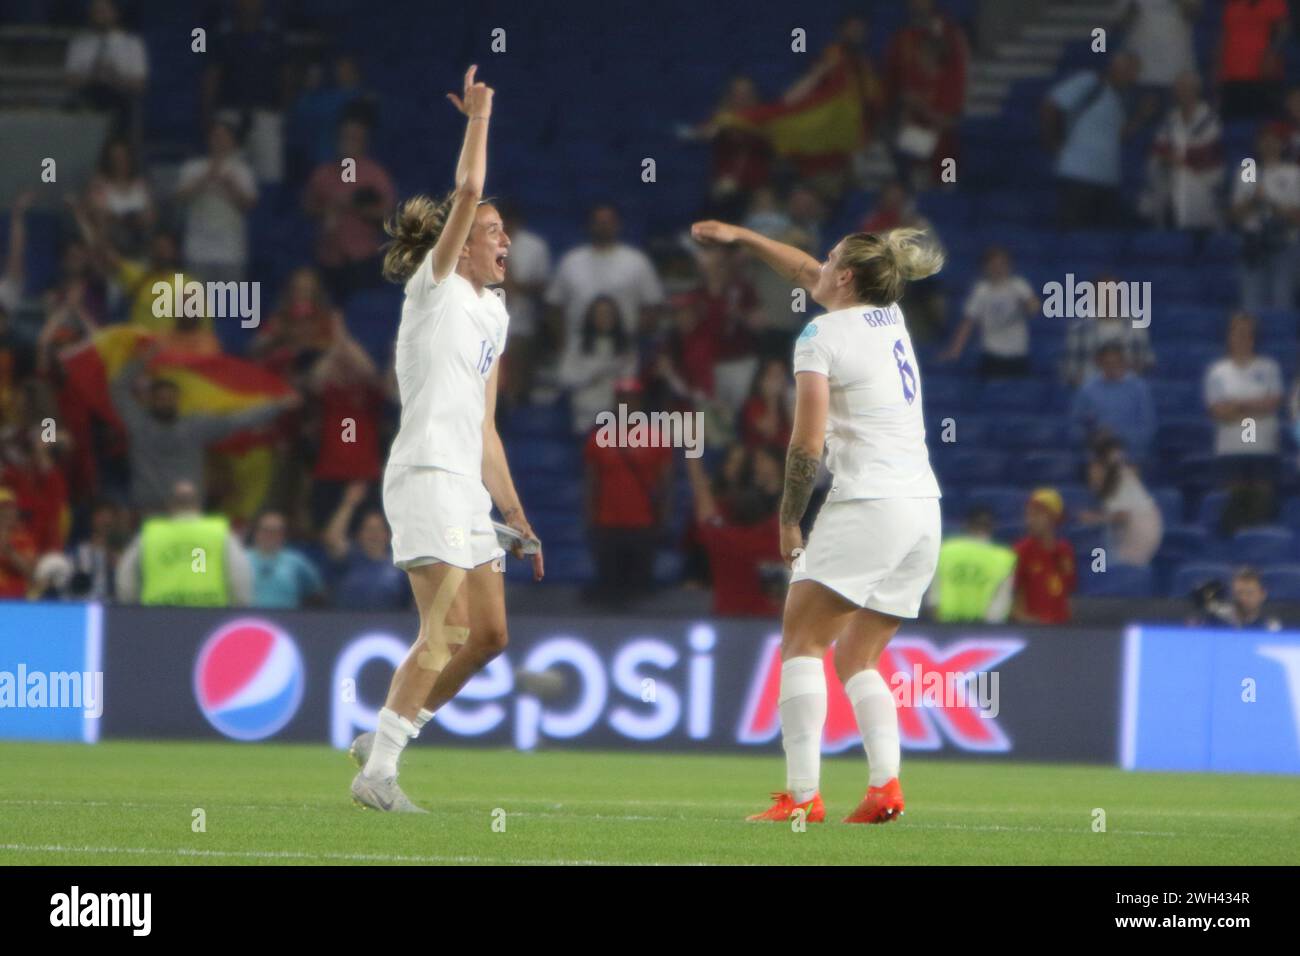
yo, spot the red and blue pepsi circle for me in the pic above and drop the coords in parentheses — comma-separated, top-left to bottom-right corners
(193, 619, 305, 741)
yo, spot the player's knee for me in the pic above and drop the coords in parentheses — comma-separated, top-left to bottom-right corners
(474, 624, 509, 660)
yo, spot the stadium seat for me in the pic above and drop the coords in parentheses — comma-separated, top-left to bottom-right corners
(1231, 527, 1297, 565)
(1077, 564, 1154, 597)
(1196, 490, 1229, 530)
(1019, 451, 1080, 485)
(965, 486, 1025, 524)
(1260, 564, 1300, 601)
(935, 448, 1008, 485)
(1151, 487, 1185, 527)
(1158, 524, 1208, 563)
(1169, 562, 1235, 598)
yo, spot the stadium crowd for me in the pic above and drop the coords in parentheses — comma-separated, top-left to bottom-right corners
(0, 0, 1296, 630)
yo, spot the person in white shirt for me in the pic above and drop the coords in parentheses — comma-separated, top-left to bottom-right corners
(1080, 438, 1163, 567)
(1204, 311, 1283, 534)
(175, 120, 258, 281)
(348, 67, 542, 814)
(939, 245, 1039, 377)
(64, 0, 148, 132)
(1231, 128, 1300, 311)
(545, 204, 664, 353)
(1122, 0, 1200, 89)
(692, 217, 943, 826)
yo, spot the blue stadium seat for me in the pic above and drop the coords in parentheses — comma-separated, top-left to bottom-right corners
(1232, 526, 1297, 565)
(1169, 562, 1234, 598)
(1260, 564, 1300, 601)
(1158, 524, 1208, 563)
(1078, 564, 1154, 597)
(1019, 451, 1080, 485)
(935, 448, 1008, 485)
(1151, 487, 1185, 526)
(1196, 490, 1229, 530)
(965, 486, 1025, 524)
(993, 416, 1061, 450)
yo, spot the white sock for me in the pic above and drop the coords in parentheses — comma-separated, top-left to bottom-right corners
(844, 668, 900, 788)
(779, 656, 827, 804)
(412, 708, 435, 730)
(364, 707, 417, 780)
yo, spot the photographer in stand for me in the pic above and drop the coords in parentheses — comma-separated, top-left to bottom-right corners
(1189, 565, 1282, 631)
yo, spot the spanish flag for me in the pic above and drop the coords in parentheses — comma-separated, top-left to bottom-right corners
(60, 325, 292, 520)
(723, 46, 879, 168)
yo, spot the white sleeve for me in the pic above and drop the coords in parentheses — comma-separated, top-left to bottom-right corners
(792, 321, 835, 376)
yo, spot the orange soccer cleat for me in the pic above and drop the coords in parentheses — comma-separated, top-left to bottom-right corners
(747, 791, 826, 823)
(843, 778, 905, 824)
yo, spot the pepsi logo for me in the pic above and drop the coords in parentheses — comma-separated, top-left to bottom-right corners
(193, 619, 305, 740)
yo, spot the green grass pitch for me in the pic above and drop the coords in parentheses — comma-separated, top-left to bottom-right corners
(1, 741, 1297, 865)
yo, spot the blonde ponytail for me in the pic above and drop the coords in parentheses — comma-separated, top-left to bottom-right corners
(381, 192, 456, 283)
(838, 227, 945, 305)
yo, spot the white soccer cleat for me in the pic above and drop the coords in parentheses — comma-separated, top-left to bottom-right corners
(350, 771, 428, 813)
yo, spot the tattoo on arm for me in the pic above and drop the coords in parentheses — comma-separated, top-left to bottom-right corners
(781, 446, 820, 525)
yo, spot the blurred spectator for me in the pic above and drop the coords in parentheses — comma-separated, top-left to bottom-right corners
(690, 75, 774, 219)
(63, 0, 148, 138)
(1123, 0, 1201, 91)
(202, 0, 290, 181)
(924, 505, 1016, 623)
(1216, 0, 1290, 120)
(303, 118, 396, 301)
(683, 448, 783, 617)
(251, 267, 339, 375)
(66, 500, 127, 600)
(1060, 272, 1156, 386)
(1042, 52, 1145, 228)
(545, 204, 664, 353)
(322, 480, 408, 610)
(69, 195, 206, 334)
(786, 186, 827, 256)
(1068, 342, 1157, 466)
(175, 119, 258, 282)
(1193, 566, 1282, 629)
(116, 479, 253, 606)
(85, 137, 154, 258)
(784, 14, 886, 196)
(1012, 487, 1076, 624)
(885, 0, 970, 189)
(0, 416, 70, 554)
(1205, 311, 1282, 533)
(739, 358, 792, 450)
(302, 312, 385, 530)
(497, 202, 552, 397)
(0, 486, 37, 599)
(109, 344, 299, 514)
(583, 379, 672, 605)
(1140, 71, 1224, 234)
(1078, 437, 1163, 567)
(741, 186, 792, 239)
(0, 192, 33, 317)
(287, 53, 379, 179)
(1265, 87, 1300, 160)
(556, 296, 636, 435)
(1230, 128, 1300, 311)
(247, 509, 324, 608)
(939, 245, 1038, 377)
(684, 246, 760, 410)
(860, 181, 947, 342)
(650, 294, 720, 413)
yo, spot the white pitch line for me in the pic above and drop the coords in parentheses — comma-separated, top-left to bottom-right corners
(0, 843, 702, 867)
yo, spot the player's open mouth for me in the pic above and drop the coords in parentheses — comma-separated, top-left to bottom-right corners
(495, 251, 508, 270)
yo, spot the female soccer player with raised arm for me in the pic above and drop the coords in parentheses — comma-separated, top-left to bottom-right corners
(692, 219, 943, 824)
(349, 66, 543, 813)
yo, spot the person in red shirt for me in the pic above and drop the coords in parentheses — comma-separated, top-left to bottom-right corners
(684, 447, 784, 617)
(303, 118, 397, 301)
(1013, 487, 1076, 624)
(0, 486, 37, 600)
(583, 379, 672, 605)
(1218, 0, 1291, 119)
(739, 357, 793, 450)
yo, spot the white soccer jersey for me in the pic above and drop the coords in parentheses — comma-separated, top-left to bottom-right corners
(386, 250, 509, 476)
(792, 303, 940, 501)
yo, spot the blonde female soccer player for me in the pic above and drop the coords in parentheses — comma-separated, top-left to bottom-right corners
(349, 66, 543, 813)
(692, 220, 943, 824)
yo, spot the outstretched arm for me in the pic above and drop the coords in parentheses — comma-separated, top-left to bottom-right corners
(691, 219, 820, 289)
(430, 65, 494, 283)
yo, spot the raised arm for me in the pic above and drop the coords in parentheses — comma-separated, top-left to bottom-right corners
(691, 220, 821, 289)
(431, 65, 494, 283)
